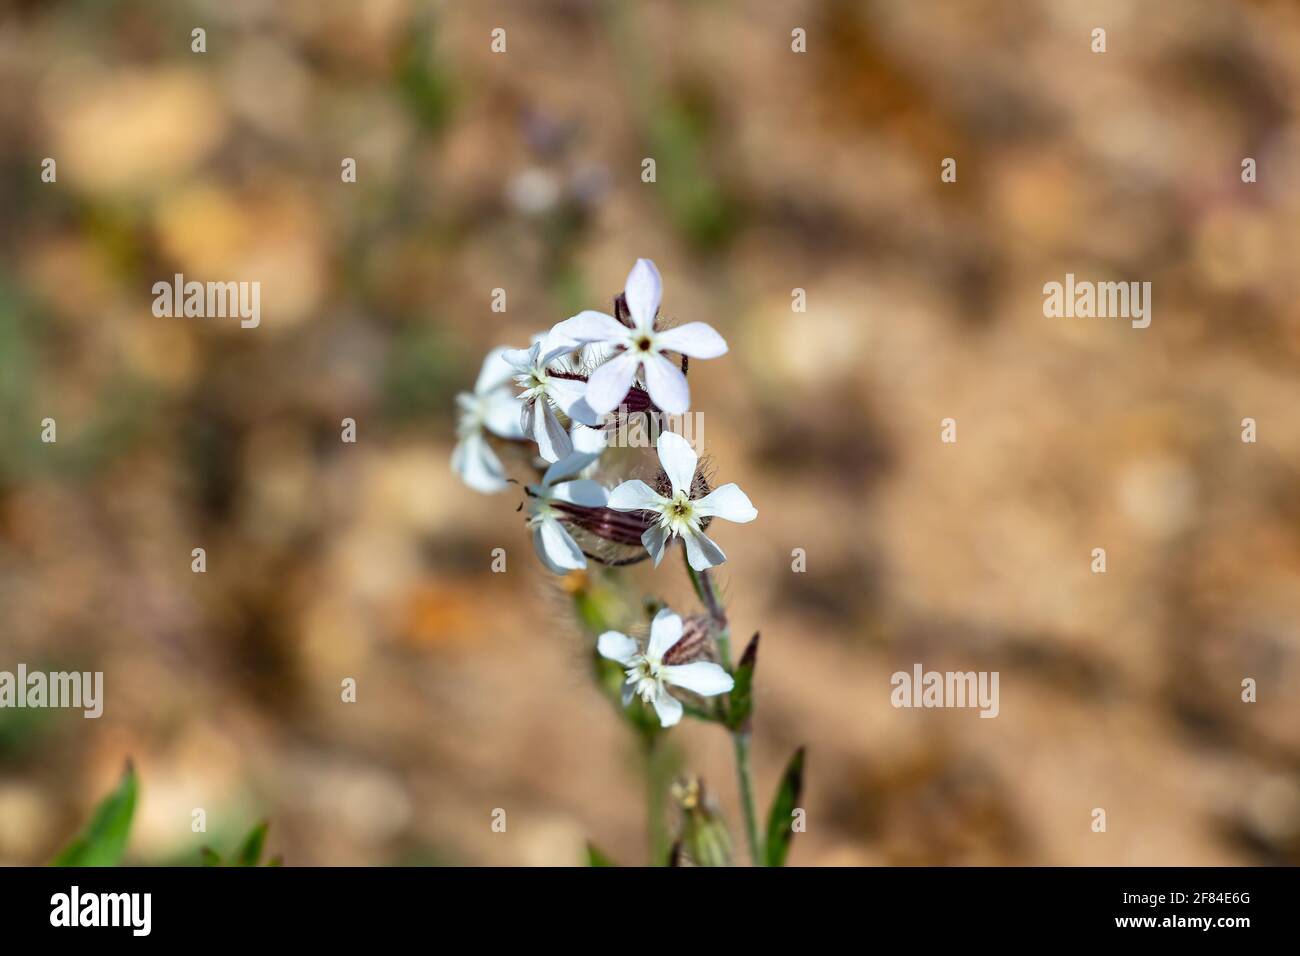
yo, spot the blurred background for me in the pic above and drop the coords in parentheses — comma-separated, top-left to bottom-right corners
(2, 0, 1300, 866)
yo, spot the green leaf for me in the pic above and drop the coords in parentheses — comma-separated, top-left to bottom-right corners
(763, 747, 805, 868)
(51, 761, 138, 867)
(726, 632, 759, 731)
(585, 842, 616, 867)
(395, 19, 455, 135)
(199, 846, 222, 867)
(234, 820, 269, 867)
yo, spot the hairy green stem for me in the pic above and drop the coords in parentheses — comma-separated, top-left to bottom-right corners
(642, 735, 675, 865)
(686, 560, 730, 664)
(732, 731, 762, 866)
(685, 554, 762, 863)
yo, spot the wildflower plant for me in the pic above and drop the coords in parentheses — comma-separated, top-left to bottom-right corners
(452, 259, 805, 865)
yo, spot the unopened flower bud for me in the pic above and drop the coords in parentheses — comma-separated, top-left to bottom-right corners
(671, 775, 732, 867)
(661, 615, 716, 666)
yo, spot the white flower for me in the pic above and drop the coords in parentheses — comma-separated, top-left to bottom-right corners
(607, 432, 756, 571)
(553, 421, 608, 478)
(451, 347, 526, 493)
(526, 429, 609, 574)
(549, 259, 728, 415)
(504, 339, 602, 463)
(597, 608, 734, 727)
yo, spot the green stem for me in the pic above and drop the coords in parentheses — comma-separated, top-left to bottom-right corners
(684, 552, 761, 862)
(685, 557, 730, 665)
(732, 730, 762, 866)
(642, 735, 674, 865)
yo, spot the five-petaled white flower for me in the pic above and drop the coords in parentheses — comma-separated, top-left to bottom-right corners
(451, 347, 526, 493)
(608, 431, 756, 571)
(550, 259, 728, 415)
(526, 426, 608, 573)
(504, 339, 601, 463)
(597, 608, 734, 727)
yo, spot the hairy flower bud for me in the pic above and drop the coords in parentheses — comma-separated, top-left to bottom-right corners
(671, 776, 733, 867)
(661, 614, 715, 665)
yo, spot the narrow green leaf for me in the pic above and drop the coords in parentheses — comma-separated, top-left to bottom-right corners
(51, 761, 138, 867)
(234, 820, 269, 867)
(763, 747, 805, 868)
(585, 842, 617, 867)
(726, 632, 759, 731)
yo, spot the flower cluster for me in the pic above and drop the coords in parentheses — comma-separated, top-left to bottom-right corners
(452, 258, 756, 579)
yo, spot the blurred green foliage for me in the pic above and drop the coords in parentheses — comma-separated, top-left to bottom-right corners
(51, 762, 137, 867)
(381, 323, 464, 422)
(396, 19, 455, 136)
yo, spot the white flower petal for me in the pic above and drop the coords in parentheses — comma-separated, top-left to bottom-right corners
(482, 390, 525, 439)
(451, 432, 508, 493)
(538, 340, 578, 368)
(547, 376, 602, 426)
(681, 526, 726, 571)
(643, 353, 690, 414)
(624, 258, 663, 331)
(655, 322, 728, 359)
(608, 479, 666, 512)
(532, 402, 573, 463)
(519, 395, 537, 438)
(569, 396, 603, 427)
(502, 345, 536, 372)
(693, 483, 757, 523)
(551, 479, 608, 508)
(542, 453, 587, 486)
(551, 310, 630, 345)
(647, 608, 683, 660)
(546, 376, 588, 414)
(475, 346, 518, 393)
(596, 630, 638, 665)
(651, 687, 683, 727)
(662, 661, 734, 697)
(655, 431, 698, 497)
(641, 523, 670, 567)
(542, 425, 605, 484)
(584, 351, 639, 415)
(572, 426, 608, 455)
(532, 515, 586, 573)
(621, 681, 636, 707)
